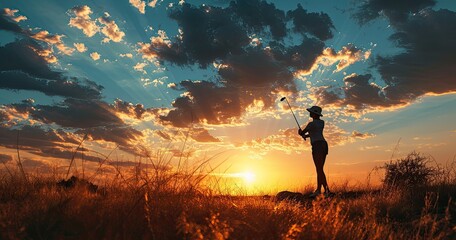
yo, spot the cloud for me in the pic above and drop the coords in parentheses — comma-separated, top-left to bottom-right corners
(133, 62, 148, 74)
(68, 5, 99, 37)
(1, 99, 144, 153)
(219, 48, 295, 94)
(0, 125, 81, 158)
(377, 9, 456, 102)
(112, 99, 147, 119)
(74, 43, 87, 52)
(0, 39, 61, 79)
(31, 99, 123, 128)
(1, 8, 27, 23)
(342, 74, 389, 109)
(120, 53, 133, 58)
(0, 36, 146, 161)
(148, 0, 161, 8)
(98, 13, 125, 43)
(76, 126, 143, 151)
(228, 0, 287, 39)
(137, 2, 340, 72)
(35, 147, 104, 163)
(158, 47, 298, 127)
(351, 130, 375, 139)
(191, 128, 220, 142)
(151, 2, 350, 128)
(0, 9, 25, 33)
(286, 3, 334, 41)
(0, 39, 103, 100)
(152, 127, 219, 143)
(130, 0, 146, 14)
(138, 4, 250, 67)
(319, 45, 370, 73)
(0, 71, 103, 100)
(0, 11, 72, 62)
(30, 30, 74, 55)
(270, 37, 325, 73)
(353, 0, 436, 25)
(237, 124, 374, 155)
(312, 73, 401, 111)
(90, 52, 101, 60)
(159, 81, 240, 127)
(313, 10, 456, 112)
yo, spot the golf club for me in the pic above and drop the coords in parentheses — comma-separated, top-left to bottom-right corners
(281, 97, 308, 141)
(280, 97, 301, 129)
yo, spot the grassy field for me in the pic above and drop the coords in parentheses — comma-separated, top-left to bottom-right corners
(0, 152, 455, 239)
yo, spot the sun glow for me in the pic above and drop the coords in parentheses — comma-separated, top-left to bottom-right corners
(240, 171, 256, 185)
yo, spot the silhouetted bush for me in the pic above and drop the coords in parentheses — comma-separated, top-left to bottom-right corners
(382, 152, 438, 188)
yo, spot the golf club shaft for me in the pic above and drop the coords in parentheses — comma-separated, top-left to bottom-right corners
(285, 98, 301, 129)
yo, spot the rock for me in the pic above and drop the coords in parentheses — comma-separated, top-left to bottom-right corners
(275, 191, 304, 202)
(57, 176, 98, 193)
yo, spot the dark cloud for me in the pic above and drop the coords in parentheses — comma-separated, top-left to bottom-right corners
(0, 71, 103, 100)
(140, 3, 249, 67)
(0, 125, 79, 149)
(191, 128, 220, 142)
(378, 9, 456, 103)
(76, 126, 143, 152)
(160, 80, 241, 127)
(316, 9, 456, 111)
(313, 73, 395, 110)
(270, 37, 325, 71)
(287, 4, 334, 41)
(113, 99, 146, 119)
(31, 98, 123, 128)
(35, 147, 104, 163)
(220, 48, 295, 91)
(342, 74, 389, 109)
(139, 1, 333, 68)
(0, 9, 25, 33)
(1, 101, 143, 156)
(0, 39, 102, 99)
(312, 86, 343, 106)
(0, 11, 144, 161)
(145, 1, 338, 128)
(0, 39, 60, 79)
(229, 0, 286, 39)
(159, 42, 328, 127)
(0, 125, 82, 162)
(353, 0, 436, 25)
(1, 11, 73, 58)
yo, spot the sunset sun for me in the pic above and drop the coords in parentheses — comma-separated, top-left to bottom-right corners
(241, 171, 256, 185)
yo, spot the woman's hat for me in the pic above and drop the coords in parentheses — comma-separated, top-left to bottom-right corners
(306, 106, 323, 116)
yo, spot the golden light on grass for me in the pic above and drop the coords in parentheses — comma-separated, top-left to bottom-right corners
(218, 171, 257, 187)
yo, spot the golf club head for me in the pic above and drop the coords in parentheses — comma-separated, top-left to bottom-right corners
(280, 97, 286, 101)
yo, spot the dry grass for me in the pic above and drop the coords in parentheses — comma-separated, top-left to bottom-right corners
(0, 152, 455, 239)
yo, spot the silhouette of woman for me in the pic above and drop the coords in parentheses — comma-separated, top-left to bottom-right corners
(298, 106, 331, 197)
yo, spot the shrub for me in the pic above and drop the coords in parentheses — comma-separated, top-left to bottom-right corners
(382, 152, 438, 188)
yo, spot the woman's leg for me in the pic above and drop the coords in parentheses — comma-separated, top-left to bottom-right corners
(313, 152, 328, 192)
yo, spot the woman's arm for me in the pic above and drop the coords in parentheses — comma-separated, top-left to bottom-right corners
(298, 122, 312, 139)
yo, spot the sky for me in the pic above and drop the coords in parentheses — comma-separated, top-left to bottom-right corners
(0, 0, 455, 193)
